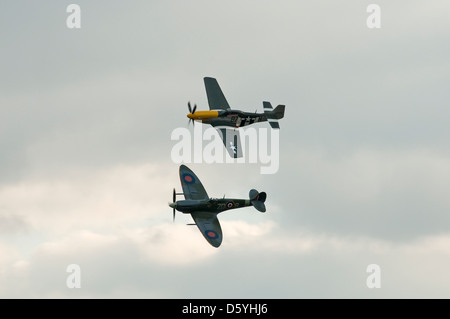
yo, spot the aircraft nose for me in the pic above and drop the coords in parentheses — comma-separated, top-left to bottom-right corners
(187, 113, 193, 119)
(169, 202, 177, 209)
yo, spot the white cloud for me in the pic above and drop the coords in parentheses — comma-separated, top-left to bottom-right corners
(0, 162, 176, 235)
(2, 203, 450, 298)
(277, 147, 450, 240)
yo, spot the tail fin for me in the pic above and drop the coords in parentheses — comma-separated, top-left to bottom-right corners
(249, 189, 267, 213)
(263, 101, 285, 129)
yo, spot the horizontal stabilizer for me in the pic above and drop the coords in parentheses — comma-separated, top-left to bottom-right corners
(252, 200, 266, 213)
(268, 121, 280, 129)
(249, 189, 267, 213)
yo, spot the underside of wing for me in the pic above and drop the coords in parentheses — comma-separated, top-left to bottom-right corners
(204, 77, 231, 111)
(191, 211, 223, 248)
(214, 126, 243, 158)
(179, 165, 209, 200)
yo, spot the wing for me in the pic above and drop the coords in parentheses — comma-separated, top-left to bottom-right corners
(191, 211, 223, 248)
(204, 77, 231, 110)
(214, 126, 243, 158)
(179, 165, 209, 200)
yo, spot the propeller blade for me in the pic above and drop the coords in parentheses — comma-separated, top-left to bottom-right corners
(173, 208, 175, 222)
(188, 101, 192, 114)
(192, 104, 197, 114)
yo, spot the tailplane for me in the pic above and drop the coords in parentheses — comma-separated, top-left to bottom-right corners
(263, 101, 285, 129)
(249, 189, 267, 213)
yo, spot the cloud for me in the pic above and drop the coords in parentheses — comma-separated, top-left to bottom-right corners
(1, 0, 450, 298)
(273, 147, 450, 241)
(0, 162, 178, 235)
(0, 213, 29, 236)
(2, 196, 450, 298)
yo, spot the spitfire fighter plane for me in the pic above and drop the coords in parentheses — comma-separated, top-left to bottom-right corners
(187, 77, 285, 158)
(169, 165, 267, 247)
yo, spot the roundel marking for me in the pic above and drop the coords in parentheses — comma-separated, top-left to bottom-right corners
(182, 173, 195, 184)
(226, 201, 235, 209)
(205, 230, 218, 239)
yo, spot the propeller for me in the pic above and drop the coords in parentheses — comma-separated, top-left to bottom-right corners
(168, 188, 177, 222)
(172, 188, 176, 222)
(188, 101, 197, 126)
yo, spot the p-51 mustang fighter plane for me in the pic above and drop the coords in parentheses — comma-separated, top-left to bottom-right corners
(187, 77, 285, 158)
(169, 165, 267, 247)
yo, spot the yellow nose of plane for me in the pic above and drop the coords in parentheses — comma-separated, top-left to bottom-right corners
(187, 111, 219, 120)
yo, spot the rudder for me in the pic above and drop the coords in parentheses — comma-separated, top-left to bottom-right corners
(263, 101, 285, 129)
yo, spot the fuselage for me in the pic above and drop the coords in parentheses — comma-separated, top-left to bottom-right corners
(187, 109, 268, 128)
(172, 197, 251, 214)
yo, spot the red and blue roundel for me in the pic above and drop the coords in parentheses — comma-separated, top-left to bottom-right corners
(182, 173, 195, 184)
(226, 201, 235, 209)
(205, 230, 218, 239)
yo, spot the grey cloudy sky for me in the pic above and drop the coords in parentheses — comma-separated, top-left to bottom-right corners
(1, 0, 450, 298)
